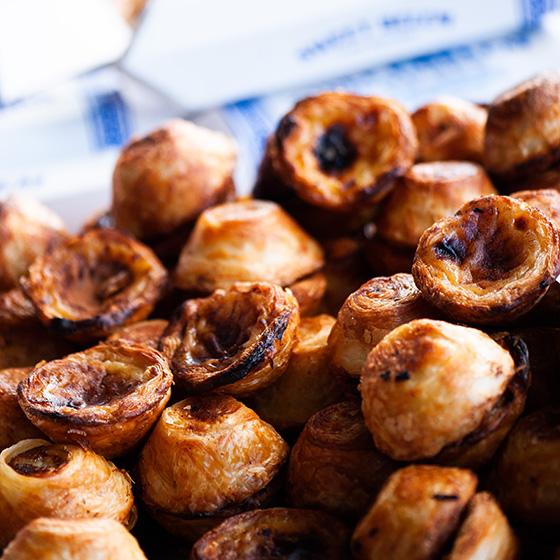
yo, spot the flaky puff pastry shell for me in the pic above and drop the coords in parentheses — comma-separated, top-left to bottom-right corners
(361, 319, 515, 462)
(21, 228, 168, 342)
(412, 195, 560, 326)
(159, 282, 299, 397)
(488, 408, 560, 525)
(17, 341, 173, 458)
(1, 517, 148, 560)
(327, 273, 438, 379)
(447, 492, 520, 560)
(106, 318, 169, 350)
(411, 96, 487, 164)
(351, 464, 478, 560)
(190, 507, 350, 560)
(174, 199, 324, 294)
(287, 399, 399, 522)
(246, 314, 347, 433)
(112, 119, 237, 240)
(270, 91, 417, 211)
(0, 439, 135, 549)
(484, 71, 560, 182)
(135, 395, 289, 531)
(376, 161, 497, 248)
(0, 367, 42, 452)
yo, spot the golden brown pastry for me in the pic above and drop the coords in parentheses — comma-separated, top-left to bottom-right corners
(511, 188, 560, 229)
(173, 199, 325, 295)
(245, 314, 347, 432)
(17, 341, 172, 458)
(190, 507, 350, 560)
(286, 271, 327, 317)
(0, 439, 135, 548)
(488, 407, 560, 526)
(327, 273, 438, 379)
(135, 394, 289, 540)
(1, 517, 148, 560)
(106, 318, 169, 350)
(159, 282, 299, 398)
(287, 399, 399, 521)
(256, 91, 417, 212)
(112, 119, 237, 241)
(21, 228, 168, 342)
(446, 492, 520, 560)
(360, 319, 516, 463)
(0, 367, 42, 451)
(412, 195, 560, 325)
(484, 72, 560, 184)
(351, 464, 478, 560)
(411, 96, 487, 163)
(375, 161, 497, 249)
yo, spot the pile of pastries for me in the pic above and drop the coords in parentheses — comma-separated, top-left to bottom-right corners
(1, 71, 560, 559)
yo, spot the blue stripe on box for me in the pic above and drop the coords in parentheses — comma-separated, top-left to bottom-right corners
(87, 91, 131, 150)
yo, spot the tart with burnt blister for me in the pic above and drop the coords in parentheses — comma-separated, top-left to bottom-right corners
(159, 282, 299, 398)
(0, 439, 135, 548)
(17, 341, 173, 458)
(412, 195, 560, 326)
(21, 228, 168, 342)
(1, 517, 148, 560)
(190, 507, 350, 560)
(135, 394, 289, 540)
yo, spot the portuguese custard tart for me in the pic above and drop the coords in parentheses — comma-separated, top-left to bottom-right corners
(0, 367, 43, 451)
(0, 438, 135, 548)
(17, 341, 173, 458)
(173, 199, 325, 298)
(287, 399, 399, 522)
(327, 273, 438, 379)
(484, 71, 560, 185)
(360, 319, 517, 463)
(21, 228, 168, 342)
(411, 195, 560, 325)
(190, 507, 350, 560)
(375, 161, 496, 249)
(159, 282, 299, 398)
(135, 394, 289, 540)
(245, 314, 347, 433)
(1, 517, 148, 560)
(112, 119, 237, 241)
(411, 96, 487, 163)
(488, 407, 560, 526)
(259, 91, 417, 212)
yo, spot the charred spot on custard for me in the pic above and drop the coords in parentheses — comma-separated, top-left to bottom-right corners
(8, 445, 70, 477)
(513, 216, 529, 231)
(434, 237, 466, 264)
(313, 123, 358, 175)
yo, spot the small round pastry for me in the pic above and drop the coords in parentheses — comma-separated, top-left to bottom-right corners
(411, 96, 487, 163)
(112, 119, 237, 241)
(488, 407, 560, 526)
(17, 341, 173, 458)
(1, 517, 148, 560)
(174, 199, 325, 295)
(21, 228, 168, 342)
(412, 195, 560, 325)
(287, 399, 399, 521)
(245, 314, 347, 432)
(376, 161, 497, 248)
(268, 91, 417, 211)
(0, 195, 67, 292)
(446, 492, 520, 560)
(0, 439, 135, 548)
(484, 72, 560, 184)
(327, 273, 438, 379)
(511, 188, 560, 230)
(0, 367, 43, 451)
(135, 394, 289, 540)
(190, 507, 350, 560)
(360, 319, 516, 462)
(351, 464, 478, 560)
(159, 282, 299, 398)
(106, 318, 169, 350)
